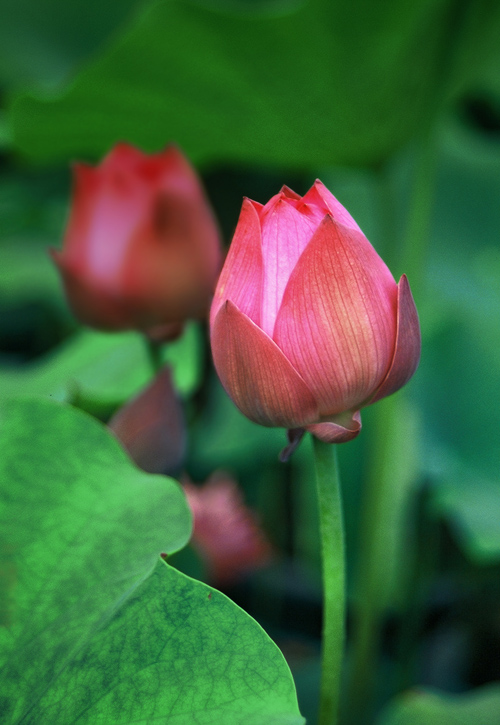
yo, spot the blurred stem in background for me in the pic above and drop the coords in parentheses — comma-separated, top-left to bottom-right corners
(343, 128, 436, 723)
(395, 483, 440, 693)
(145, 337, 164, 375)
(313, 437, 345, 725)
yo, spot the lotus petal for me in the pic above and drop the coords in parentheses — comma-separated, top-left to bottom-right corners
(306, 410, 362, 443)
(210, 199, 263, 327)
(259, 193, 325, 336)
(369, 274, 421, 404)
(211, 300, 320, 428)
(303, 180, 362, 233)
(274, 215, 397, 415)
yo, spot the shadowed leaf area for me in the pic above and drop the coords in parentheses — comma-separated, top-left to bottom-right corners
(0, 323, 202, 410)
(0, 399, 303, 724)
(377, 685, 500, 725)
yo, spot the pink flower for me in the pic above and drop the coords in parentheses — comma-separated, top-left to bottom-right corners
(210, 181, 420, 444)
(183, 476, 272, 585)
(51, 143, 222, 340)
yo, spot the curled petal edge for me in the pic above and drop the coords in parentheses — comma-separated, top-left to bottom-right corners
(369, 274, 421, 405)
(306, 410, 362, 444)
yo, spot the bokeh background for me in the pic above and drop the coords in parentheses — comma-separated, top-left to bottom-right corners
(1, 1, 500, 723)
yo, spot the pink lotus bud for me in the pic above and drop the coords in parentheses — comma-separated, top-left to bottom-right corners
(51, 143, 222, 340)
(183, 475, 272, 585)
(210, 181, 420, 444)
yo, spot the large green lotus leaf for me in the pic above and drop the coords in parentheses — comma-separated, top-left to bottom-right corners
(11, 0, 458, 168)
(0, 398, 191, 720)
(0, 398, 303, 725)
(376, 685, 500, 725)
(23, 561, 305, 725)
(0, 0, 147, 89)
(0, 323, 201, 407)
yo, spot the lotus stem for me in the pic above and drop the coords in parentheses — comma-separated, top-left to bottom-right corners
(312, 437, 345, 725)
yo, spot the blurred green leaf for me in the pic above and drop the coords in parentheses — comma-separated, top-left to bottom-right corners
(0, 236, 64, 305)
(0, 398, 303, 725)
(11, 0, 471, 168)
(0, 323, 202, 407)
(0, 166, 70, 238)
(0, 0, 148, 89)
(0, 111, 10, 149)
(411, 111, 500, 480)
(376, 685, 500, 725)
(431, 468, 500, 565)
(443, 0, 500, 102)
(164, 321, 203, 396)
(0, 170, 71, 350)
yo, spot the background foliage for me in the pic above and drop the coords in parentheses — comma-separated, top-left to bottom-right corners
(2, 0, 500, 723)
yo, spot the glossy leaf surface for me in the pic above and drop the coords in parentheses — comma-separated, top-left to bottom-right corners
(0, 398, 304, 724)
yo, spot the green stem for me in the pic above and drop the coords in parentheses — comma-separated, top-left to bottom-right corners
(144, 336, 164, 375)
(343, 396, 399, 724)
(312, 437, 345, 725)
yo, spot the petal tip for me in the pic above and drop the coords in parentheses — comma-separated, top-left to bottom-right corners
(279, 185, 301, 200)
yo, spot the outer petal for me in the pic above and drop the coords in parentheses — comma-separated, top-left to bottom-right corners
(109, 366, 185, 475)
(124, 190, 221, 324)
(306, 410, 362, 443)
(369, 274, 421, 404)
(210, 199, 263, 327)
(259, 194, 325, 336)
(68, 162, 152, 288)
(279, 185, 302, 201)
(49, 249, 135, 330)
(211, 300, 320, 428)
(274, 215, 397, 416)
(303, 180, 362, 233)
(156, 144, 212, 199)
